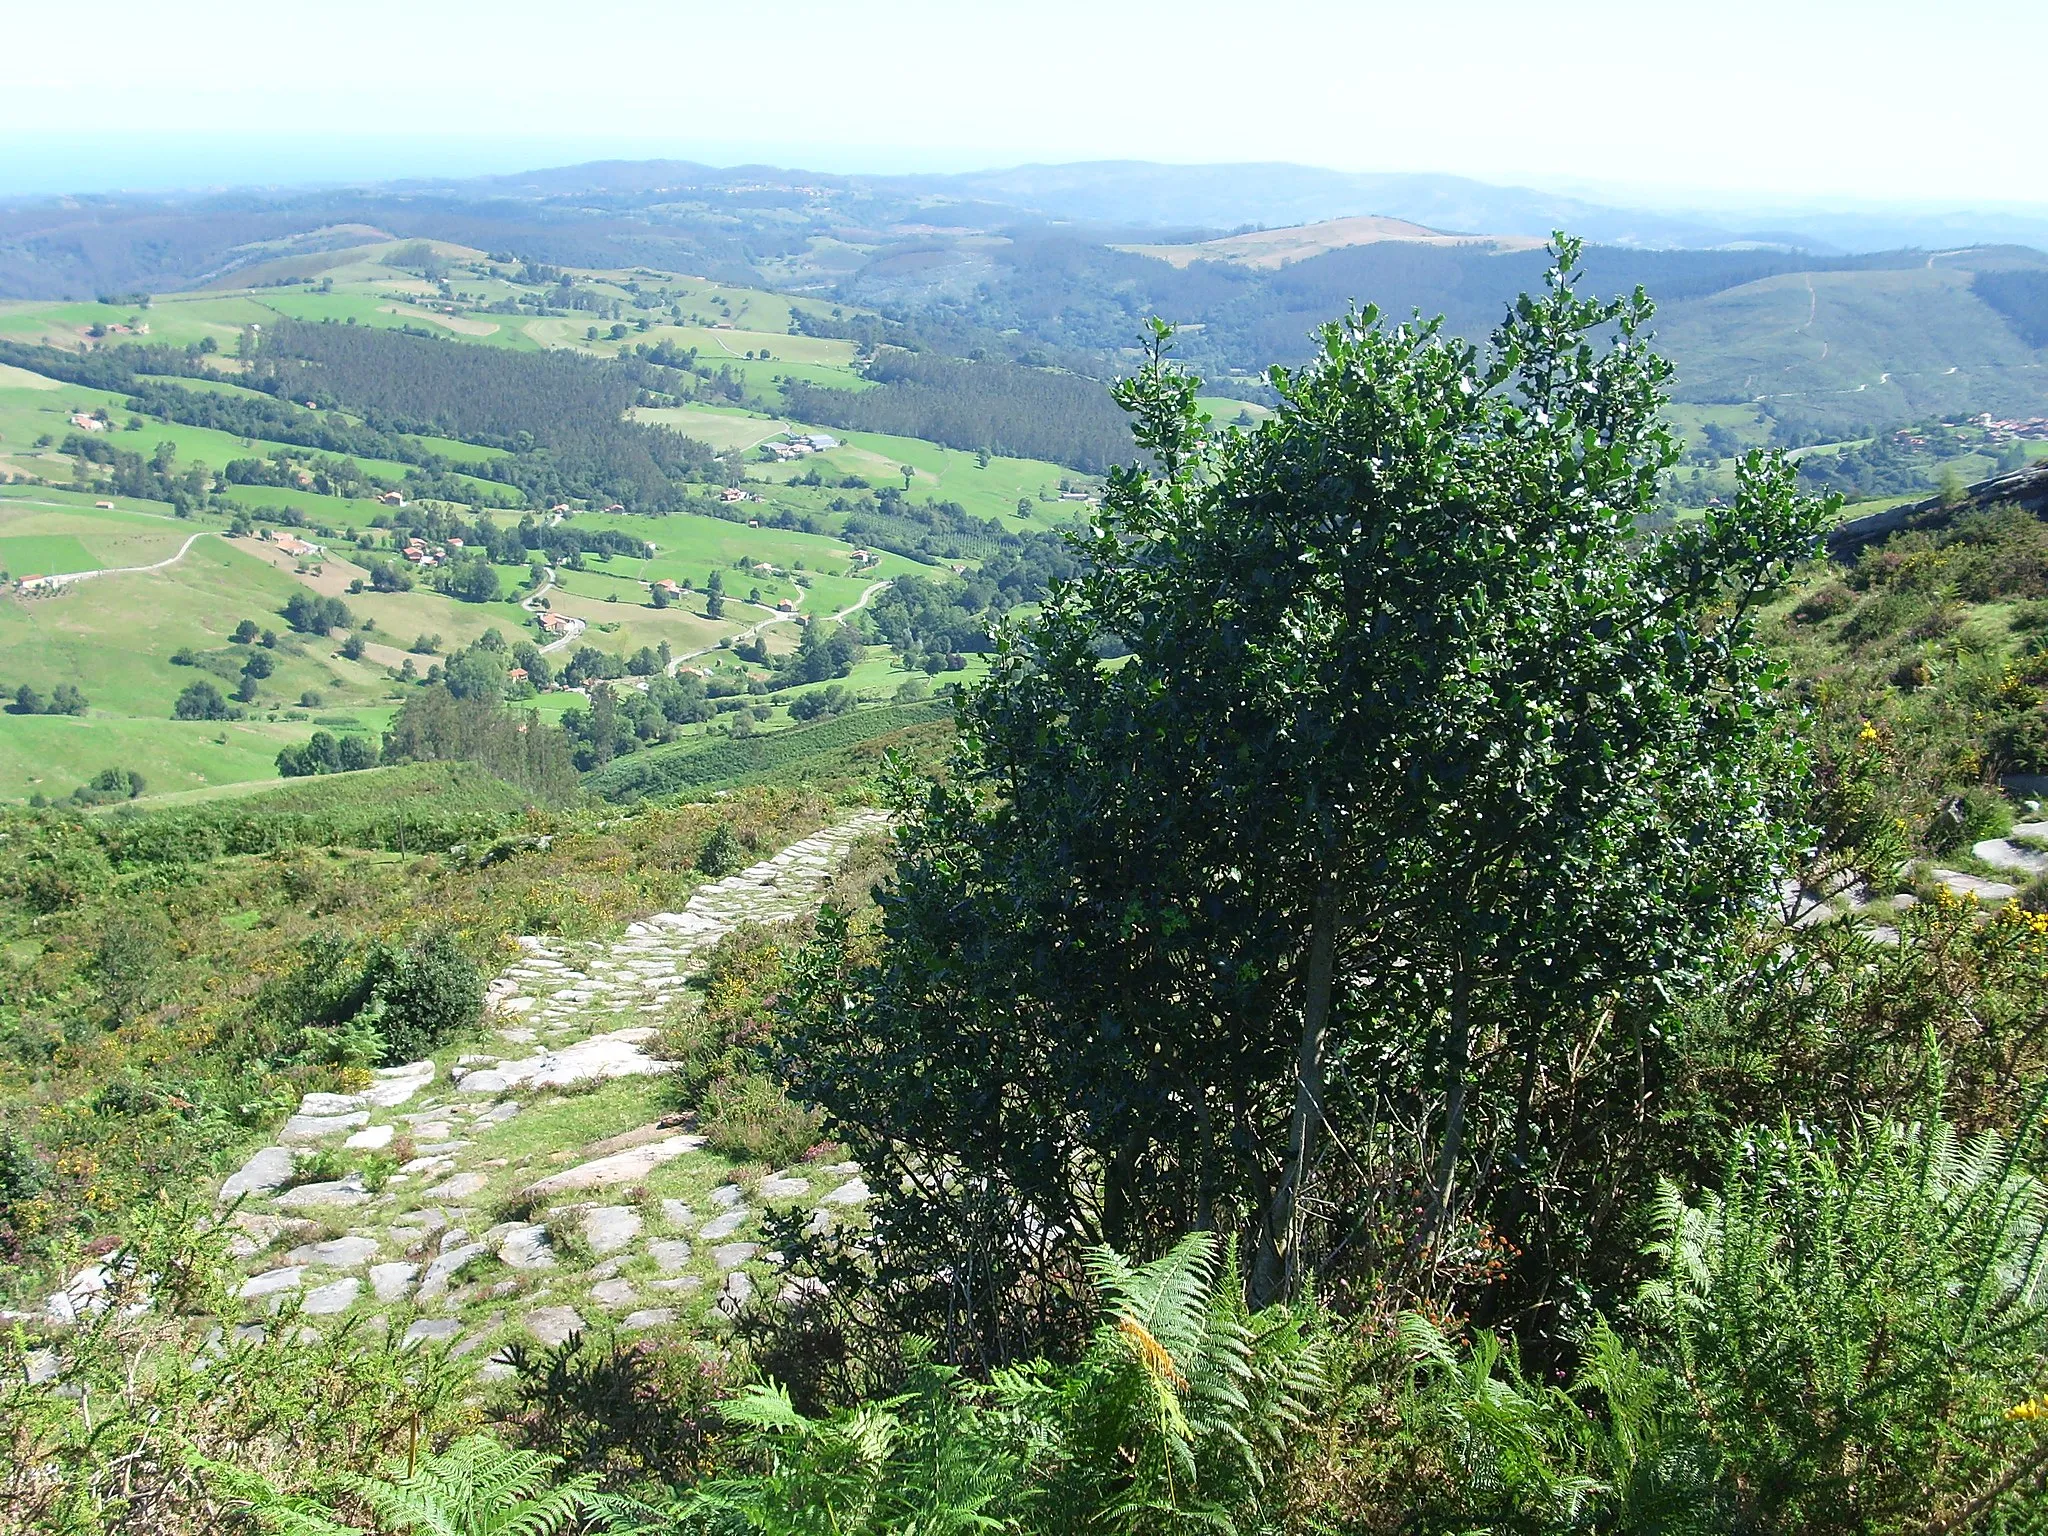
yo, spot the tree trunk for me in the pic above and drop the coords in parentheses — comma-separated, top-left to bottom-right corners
(1250, 846, 1342, 1308)
(1427, 960, 1473, 1246)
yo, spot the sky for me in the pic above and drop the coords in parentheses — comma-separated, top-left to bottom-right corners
(4, 0, 2044, 208)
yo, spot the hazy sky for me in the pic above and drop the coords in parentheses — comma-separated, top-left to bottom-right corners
(5, 0, 2043, 206)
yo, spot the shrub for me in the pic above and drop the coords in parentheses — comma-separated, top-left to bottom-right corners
(702, 1073, 821, 1166)
(1926, 783, 2013, 854)
(1642, 1106, 2048, 1531)
(698, 824, 746, 876)
(357, 928, 482, 1064)
(173, 680, 228, 721)
(1792, 581, 1854, 623)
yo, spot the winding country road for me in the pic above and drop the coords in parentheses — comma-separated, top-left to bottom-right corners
(662, 576, 892, 677)
(13, 528, 219, 592)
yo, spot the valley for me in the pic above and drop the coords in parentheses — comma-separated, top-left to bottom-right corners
(7, 138, 2048, 1534)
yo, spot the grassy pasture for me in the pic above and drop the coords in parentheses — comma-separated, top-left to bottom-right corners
(0, 712, 319, 804)
(0, 534, 96, 577)
(757, 427, 1099, 531)
(0, 499, 206, 567)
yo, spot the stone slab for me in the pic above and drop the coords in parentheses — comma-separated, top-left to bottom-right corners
(220, 1147, 296, 1201)
(302, 1278, 361, 1315)
(581, 1206, 643, 1255)
(521, 1134, 705, 1197)
(524, 1306, 586, 1346)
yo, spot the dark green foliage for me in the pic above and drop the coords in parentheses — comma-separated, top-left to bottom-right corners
(783, 241, 1826, 1357)
(1975, 268, 2048, 349)
(276, 731, 379, 778)
(0, 1128, 52, 1264)
(382, 685, 580, 802)
(1641, 1099, 2048, 1532)
(787, 684, 854, 722)
(501, 1332, 726, 1487)
(281, 591, 354, 635)
(696, 824, 746, 877)
(280, 926, 482, 1067)
(686, 1232, 1321, 1534)
(90, 908, 172, 1027)
(172, 680, 228, 720)
(253, 319, 717, 511)
(9, 682, 88, 716)
(68, 767, 144, 806)
(783, 349, 1136, 473)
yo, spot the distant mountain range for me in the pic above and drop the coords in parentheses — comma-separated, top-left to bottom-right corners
(4, 156, 2046, 442)
(886, 161, 2048, 257)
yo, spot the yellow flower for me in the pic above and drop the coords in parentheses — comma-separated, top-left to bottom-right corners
(1858, 722, 1880, 744)
(2007, 1395, 2048, 1422)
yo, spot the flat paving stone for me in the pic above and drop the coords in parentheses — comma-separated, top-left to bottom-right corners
(221, 1147, 296, 1200)
(362, 1062, 435, 1108)
(621, 1307, 675, 1330)
(416, 1243, 486, 1300)
(697, 1208, 749, 1241)
(499, 1225, 557, 1269)
(589, 1278, 637, 1308)
(647, 1239, 693, 1272)
(581, 1206, 643, 1255)
(1936, 870, 2021, 902)
(344, 1124, 395, 1151)
(286, 1235, 379, 1268)
(522, 1134, 704, 1197)
(403, 1318, 463, 1347)
(425, 1171, 491, 1200)
(303, 1278, 361, 1315)
(717, 1270, 754, 1315)
(758, 1175, 811, 1200)
(822, 1177, 870, 1206)
(370, 1263, 418, 1302)
(280, 1112, 370, 1142)
(524, 1305, 586, 1346)
(275, 1179, 370, 1211)
(239, 1266, 306, 1301)
(712, 1242, 759, 1270)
